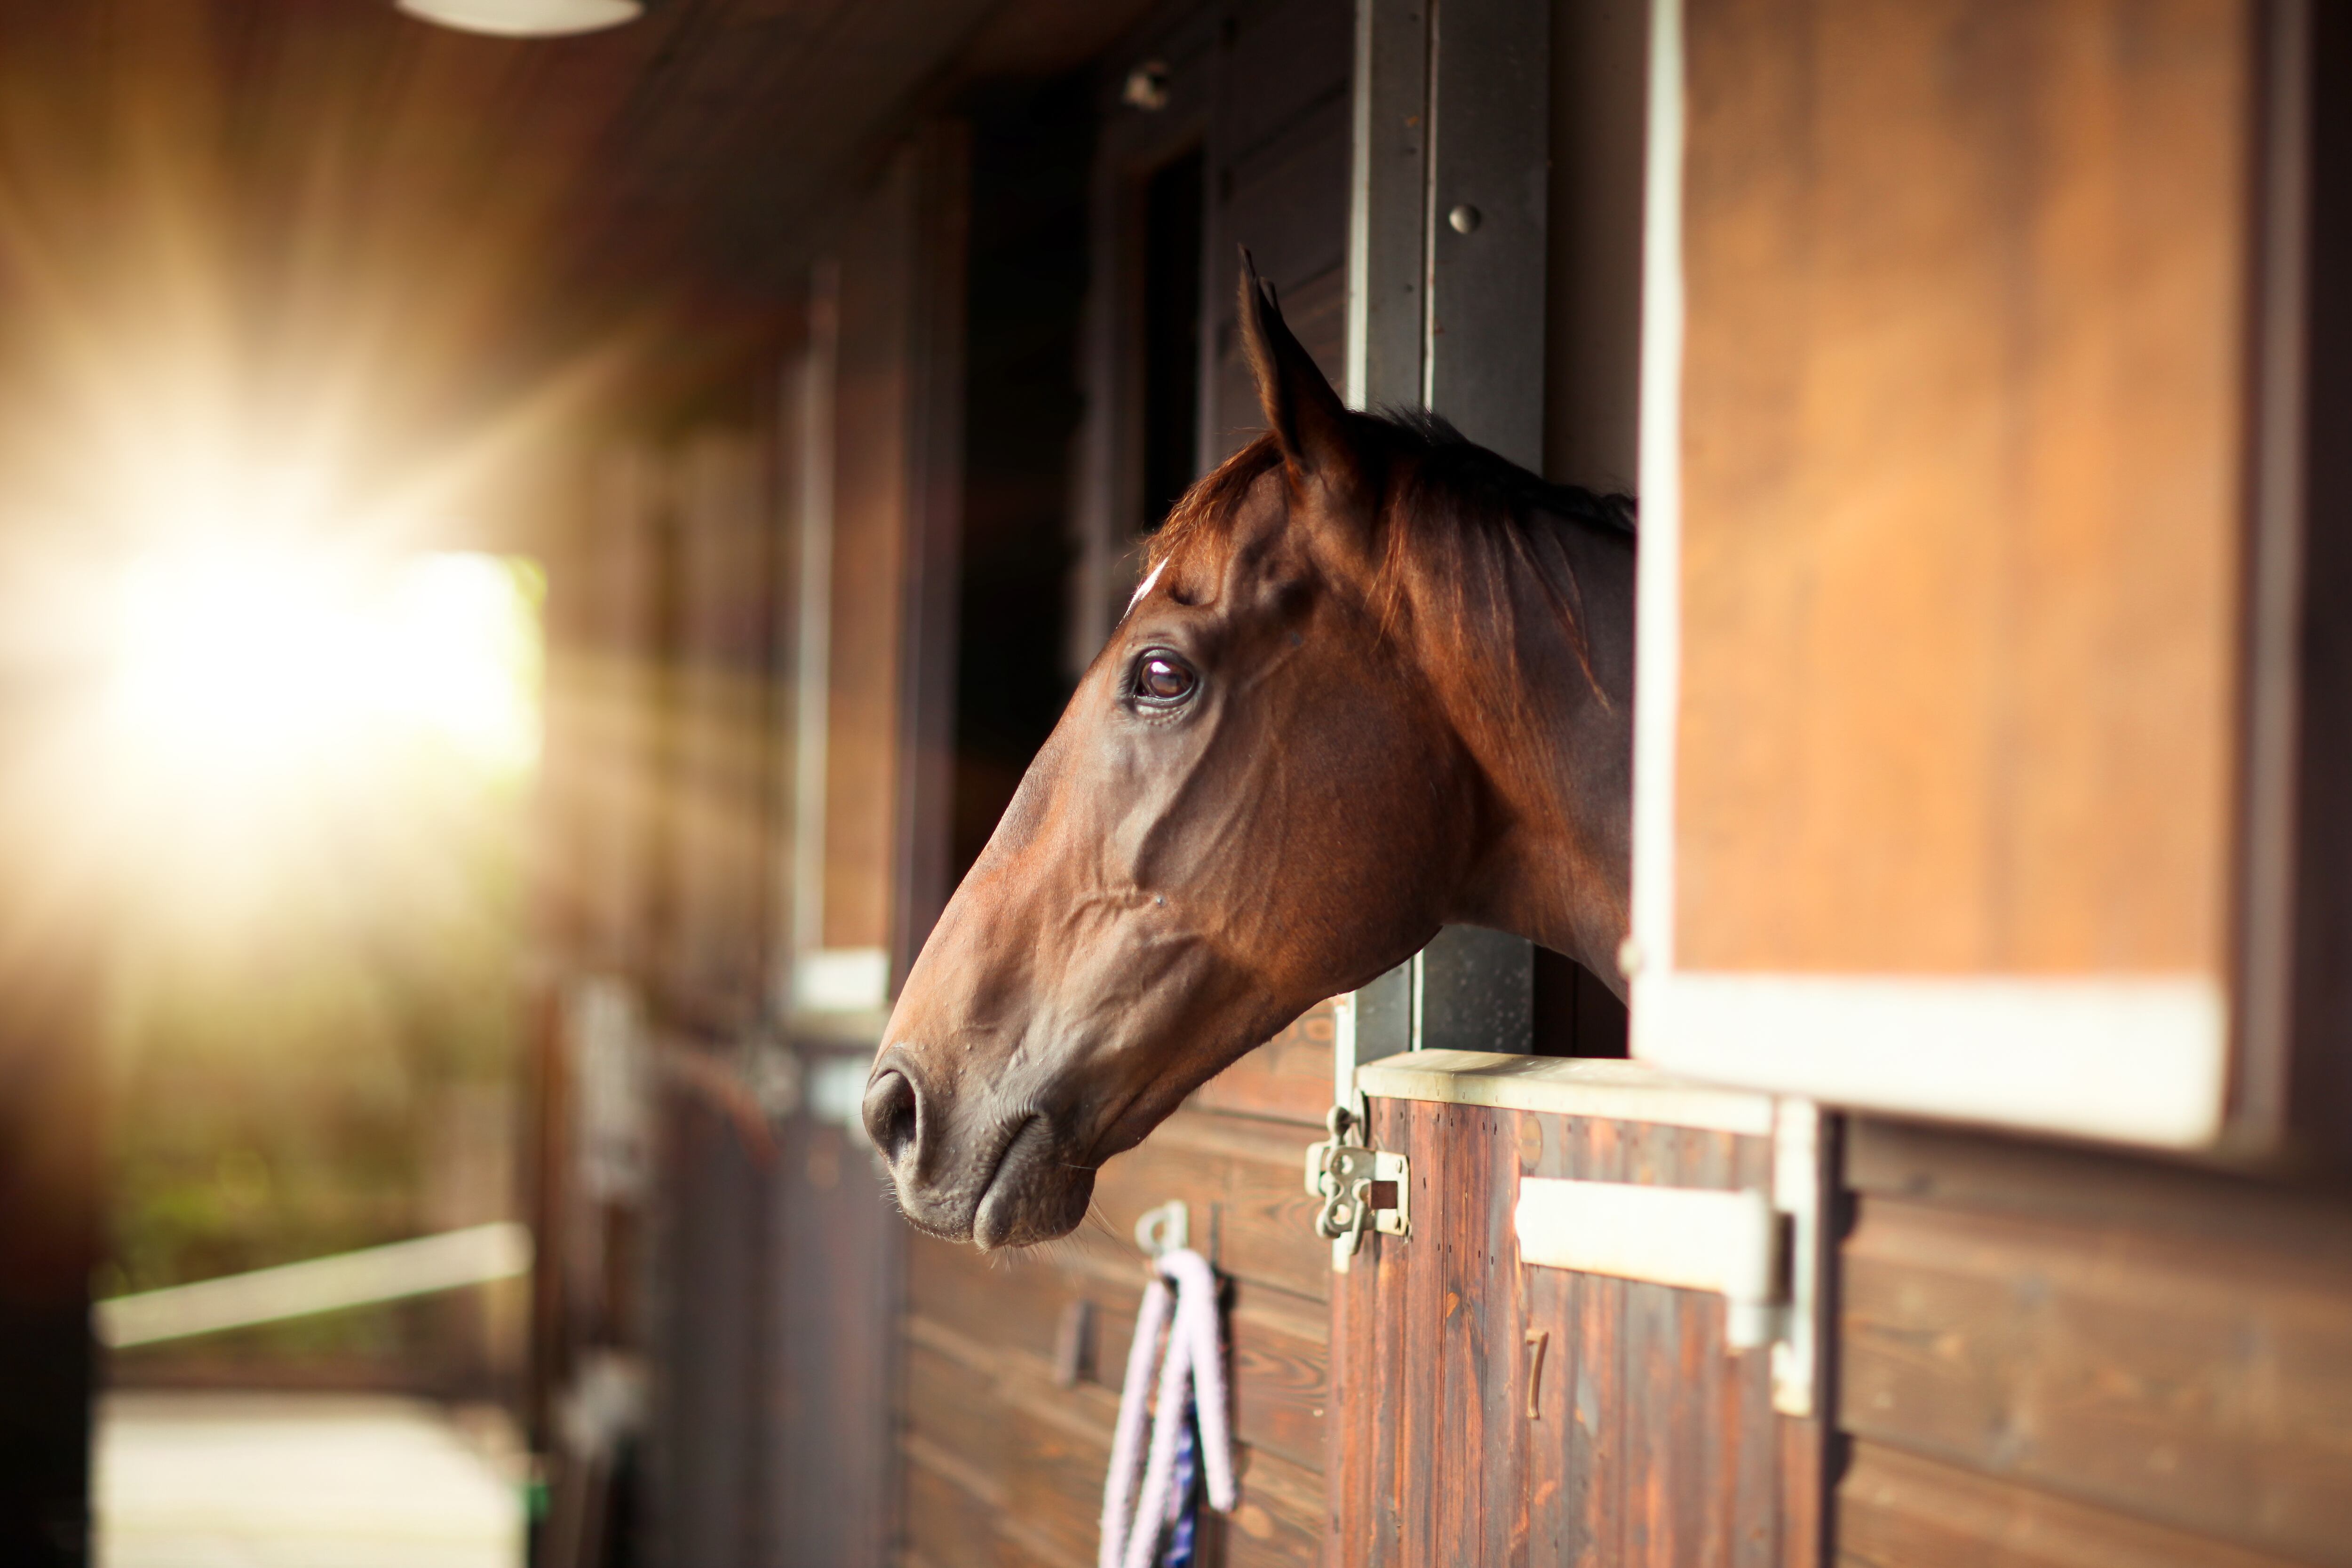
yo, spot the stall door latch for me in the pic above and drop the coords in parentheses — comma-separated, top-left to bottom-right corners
(1304, 1105, 1410, 1272)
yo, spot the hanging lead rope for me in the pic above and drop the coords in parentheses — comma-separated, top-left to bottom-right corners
(1098, 1246, 1236, 1568)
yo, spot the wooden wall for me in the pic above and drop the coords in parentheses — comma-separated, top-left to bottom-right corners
(1332, 1100, 1812, 1567)
(1676, 0, 2249, 977)
(661, 433, 779, 1029)
(898, 1006, 1338, 1568)
(1835, 1120, 2352, 1568)
(1201, 0, 1352, 464)
(826, 150, 924, 961)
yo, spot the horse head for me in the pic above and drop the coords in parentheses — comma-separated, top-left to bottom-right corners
(866, 254, 1635, 1248)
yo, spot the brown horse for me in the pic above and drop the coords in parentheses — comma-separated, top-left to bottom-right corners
(865, 257, 1635, 1248)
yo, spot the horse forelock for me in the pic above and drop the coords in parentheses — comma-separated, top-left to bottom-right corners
(1139, 415, 1632, 724)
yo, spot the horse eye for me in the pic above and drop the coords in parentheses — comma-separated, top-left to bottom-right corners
(1134, 652, 1197, 705)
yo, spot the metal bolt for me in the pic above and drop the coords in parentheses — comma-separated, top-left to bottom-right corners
(1448, 204, 1482, 234)
(1122, 62, 1171, 111)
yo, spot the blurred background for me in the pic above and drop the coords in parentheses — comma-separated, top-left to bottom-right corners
(8, 4, 2345, 1568)
(0, 0, 1350, 1563)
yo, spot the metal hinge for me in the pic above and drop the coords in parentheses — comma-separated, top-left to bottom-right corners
(1304, 1105, 1410, 1273)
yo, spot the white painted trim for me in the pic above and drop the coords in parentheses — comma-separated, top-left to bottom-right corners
(1635, 972, 2229, 1147)
(1330, 989, 1360, 1121)
(1516, 1178, 1780, 1349)
(1629, 0, 1685, 982)
(1344, 0, 1376, 410)
(1356, 1047, 1775, 1135)
(795, 946, 891, 1014)
(99, 1224, 531, 1348)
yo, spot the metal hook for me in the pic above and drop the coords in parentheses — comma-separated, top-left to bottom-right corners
(1133, 1199, 1189, 1258)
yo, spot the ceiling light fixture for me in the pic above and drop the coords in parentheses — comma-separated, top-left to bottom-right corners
(396, 0, 643, 38)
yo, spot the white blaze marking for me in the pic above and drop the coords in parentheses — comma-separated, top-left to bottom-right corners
(1125, 559, 1166, 618)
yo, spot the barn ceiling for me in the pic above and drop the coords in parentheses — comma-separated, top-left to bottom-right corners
(0, 0, 1155, 473)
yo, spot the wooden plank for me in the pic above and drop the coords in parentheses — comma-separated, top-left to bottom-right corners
(1521, 1109, 1573, 1567)
(1571, 1115, 1628, 1568)
(901, 1445, 1004, 1568)
(1842, 1195, 2352, 1565)
(1089, 1112, 1330, 1303)
(1838, 1440, 2314, 1568)
(1720, 1135, 1785, 1568)
(1220, 0, 1351, 161)
(1676, 0, 2252, 974)
(772, 1114, 901, 1568)
(1846, 1117, 2352, 1266)
(1224, 1442, 1326, 1568)
(1229, 1288, 1331, 1475)
(1398, 1099, 1442, 1568)
(1427, 1102, 1517, 1564)
(1484, 1109, 1533, 1568)
(824, 150, 918, 953)
(1001, 1404, 1111, 1568)
(902, 1342, 1013, 1496)
(1358, 1050, 1774, 1133)
(1620, 1122, 1682, 1568)
(1187, 1001, 1336, 1126)
(907, 1237, 1068, 1365)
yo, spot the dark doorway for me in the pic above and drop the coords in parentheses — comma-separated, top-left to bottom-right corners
(1139, 146, 1204, 533)
(950, 79, 1095, 882)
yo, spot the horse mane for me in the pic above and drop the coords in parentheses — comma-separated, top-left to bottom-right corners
(1145, 409, 1635, 713)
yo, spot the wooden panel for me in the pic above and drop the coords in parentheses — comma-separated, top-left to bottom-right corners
(1841, 1193, 2352, 1566)
(569, 443, 663, 971)
(1220, 0, 1352, 162)
(901, 1096, 1330, 1568)
(1204, 0, 1351, 464)
(1333, 1101, 1803, 1566)
(903, 1446, 1002, 1568)
(770, 1115, 902, 1568)
(1846, 1117, 2352, 1266)
(1839, 1441, 2313, 1568)
(1676, 0, 2251, 974)
(825, 151, 919, 953)
(652, 1096, 768, 1568)
(1187, 999, 1337, 1125)
(666, 431, 777, 1025)
(1002, 1404, 1111, 1568)
(1089, 1109, 1333, 1304)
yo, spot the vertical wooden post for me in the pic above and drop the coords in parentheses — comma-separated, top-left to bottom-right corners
(1344, 0, 1554, 1070)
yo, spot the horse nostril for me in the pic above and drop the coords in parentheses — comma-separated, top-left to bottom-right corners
(863, 1069, 921, 1167)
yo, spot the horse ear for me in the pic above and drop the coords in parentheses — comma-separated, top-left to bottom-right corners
(1238, 249, 1356, 486)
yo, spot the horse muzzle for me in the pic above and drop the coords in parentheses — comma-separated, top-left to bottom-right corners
(862, 1052, 1095, 1248)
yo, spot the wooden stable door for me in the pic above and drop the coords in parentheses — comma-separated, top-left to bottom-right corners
(1327, 1054, 1827, 1566)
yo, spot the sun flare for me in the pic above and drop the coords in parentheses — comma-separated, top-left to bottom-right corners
(106, 543, 542, 788)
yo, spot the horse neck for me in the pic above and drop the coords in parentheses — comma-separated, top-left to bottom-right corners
(1403, 516, 1635, 987)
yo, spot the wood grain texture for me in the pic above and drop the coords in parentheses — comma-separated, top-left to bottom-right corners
(901, 1099, 1330, 1568)
(1677, 0, 2251, 973)
(1840, 1194, 2352, 1565)
(1333, 1102, 1806, 1567)
(770, 1114, 904, 1568)
(1188, 1004, 1338, 1126)
(1838, 1441, 2315, 1568)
